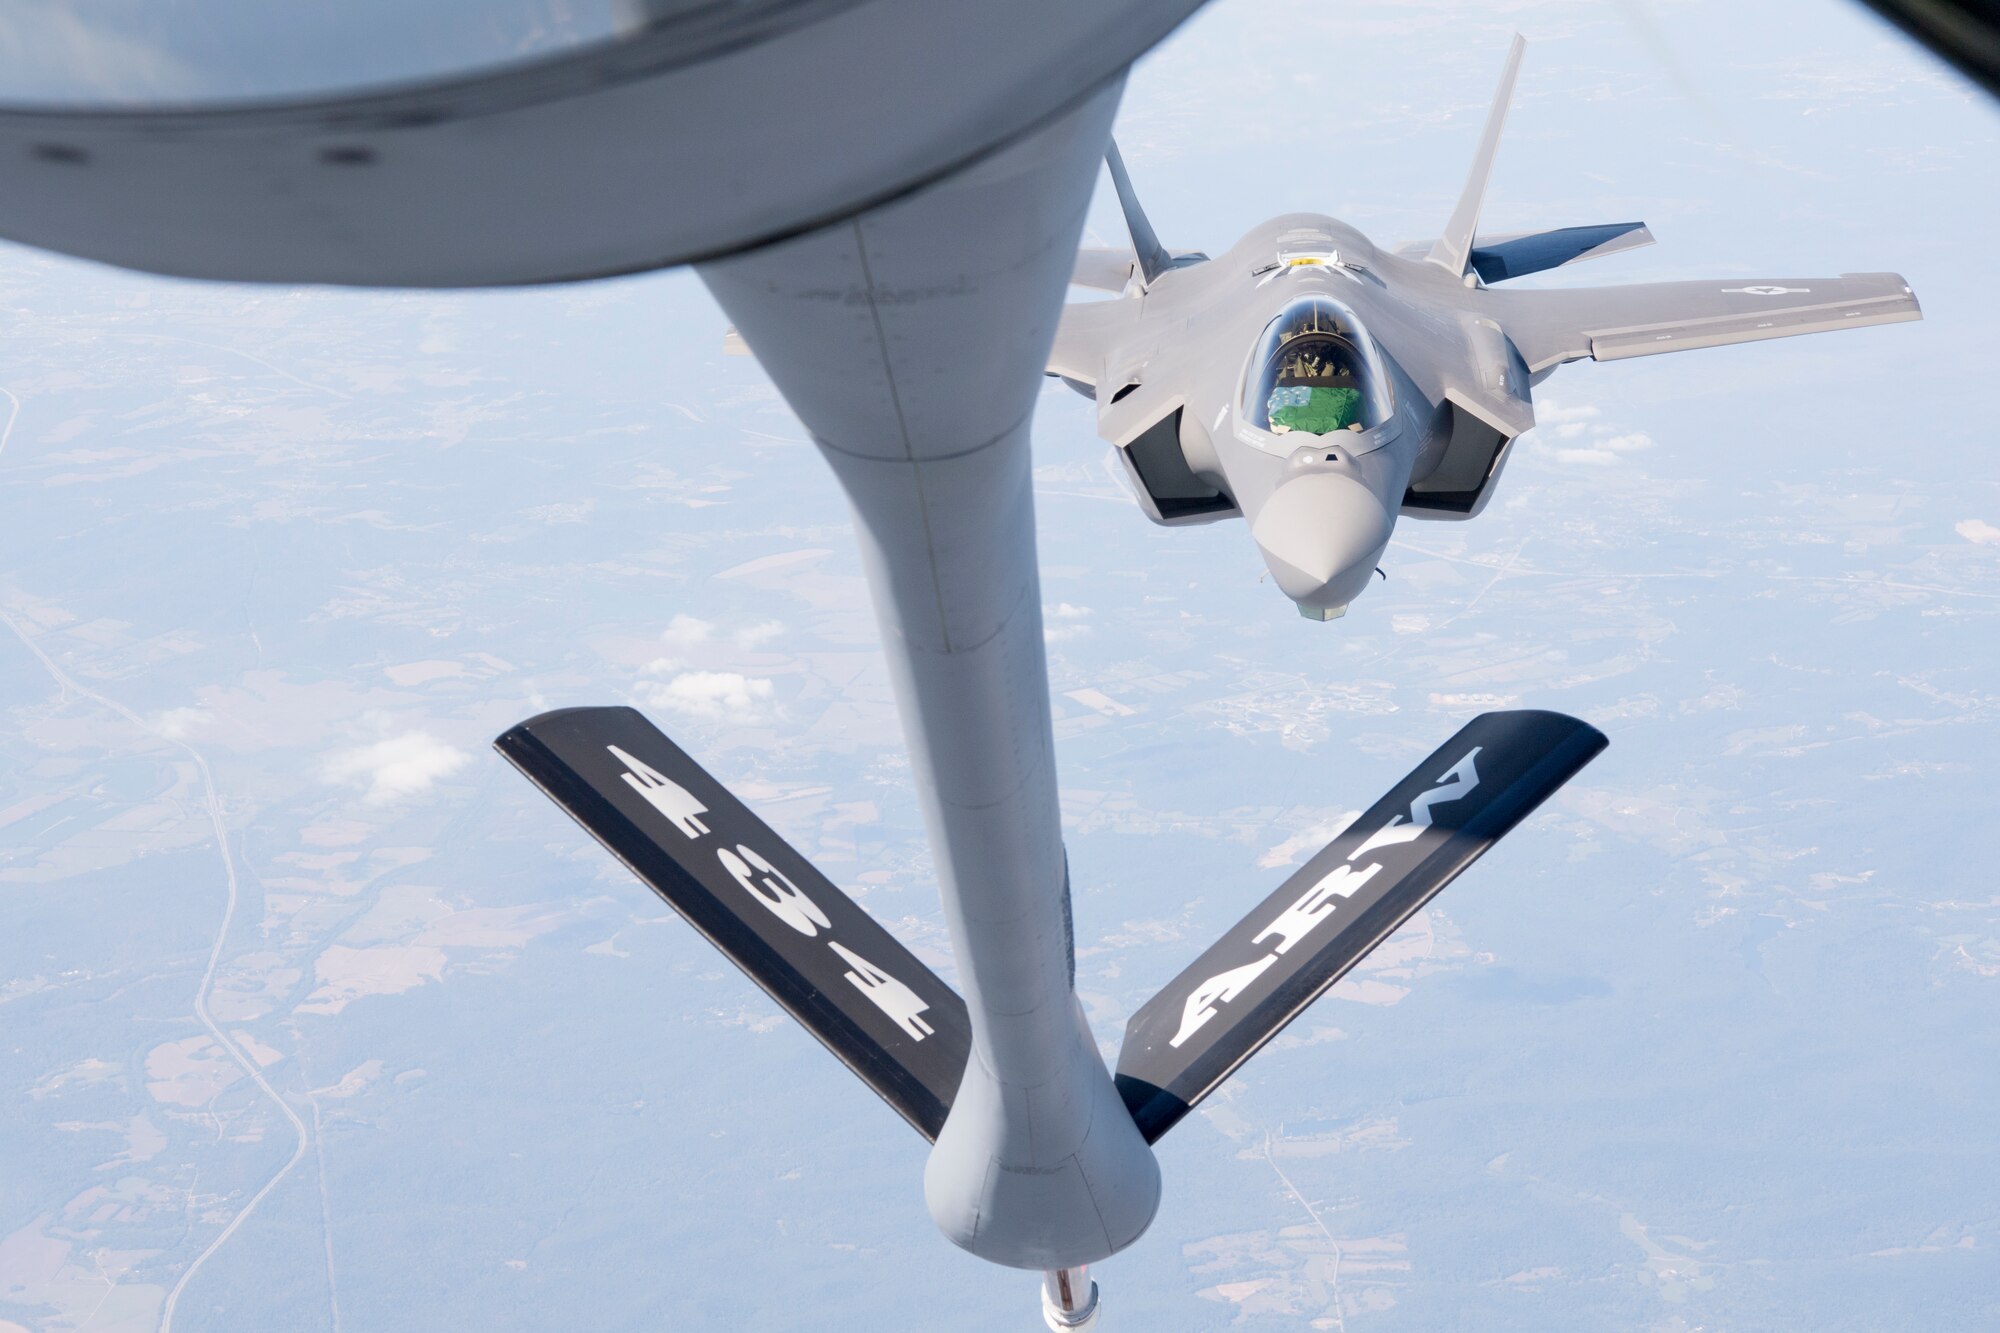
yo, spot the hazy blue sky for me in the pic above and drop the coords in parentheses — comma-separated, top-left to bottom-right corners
(2, 1, 1995, 1330)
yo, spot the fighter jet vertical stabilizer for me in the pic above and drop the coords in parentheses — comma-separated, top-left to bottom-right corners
(1427, 33, 1526, 279)
(1105, 138, 1174, 287)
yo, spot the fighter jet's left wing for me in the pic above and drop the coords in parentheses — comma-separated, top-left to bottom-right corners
(1047, 296, 1144, 388)
(1070, 247, 1206, 293)
(1493, 272, 1920, 374)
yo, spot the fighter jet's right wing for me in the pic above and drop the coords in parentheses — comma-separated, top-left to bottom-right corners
(1493, 272, 1920, 374)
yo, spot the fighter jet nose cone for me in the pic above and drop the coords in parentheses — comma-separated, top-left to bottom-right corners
(1250, 472, 1394, 616)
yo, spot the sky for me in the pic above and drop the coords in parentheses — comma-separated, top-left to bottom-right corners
(2, 1, 1997, 1330)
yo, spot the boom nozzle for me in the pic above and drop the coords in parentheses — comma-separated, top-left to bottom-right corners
(1041, 1267, 1100, 1331)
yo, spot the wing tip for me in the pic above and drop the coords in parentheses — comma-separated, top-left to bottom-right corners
(495, 703, 644, 750)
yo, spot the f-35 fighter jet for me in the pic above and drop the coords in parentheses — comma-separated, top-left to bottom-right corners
(1051, 36, 1922, 620)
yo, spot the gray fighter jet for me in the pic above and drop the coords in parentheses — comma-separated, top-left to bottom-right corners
(1050, 35, 1922, 621)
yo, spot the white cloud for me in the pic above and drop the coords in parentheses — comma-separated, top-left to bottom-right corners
(1544, 427, 1652, 467)
(1258, 812, 1360, 869)
(324, 732, 470, 805)
(1540, 401, 1599, 422)
(644, 671, 775, 722)
(1956, 519, 2000, 547)
(1045, 602, 1093, 643)
(1541, 402, 1604, 441)
(660, 615, 713, 648)
(1598, 433, 1654, 454)
(735, 620, 785, 650)
(156, 707, 212, 739)
(1531, 399, 1653, 467)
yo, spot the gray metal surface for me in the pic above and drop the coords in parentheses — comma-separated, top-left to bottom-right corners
(0, 0, 1205, 285)
(0, 0, 639, 104)
(1049, 39, 1921, 622)
(698, 82, 1160, 1271)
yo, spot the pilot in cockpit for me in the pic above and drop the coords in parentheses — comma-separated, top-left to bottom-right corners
(1243, 296, 1388, 438)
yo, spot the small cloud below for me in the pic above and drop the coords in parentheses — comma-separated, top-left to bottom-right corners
(1955, 519, 2000, 547)
(1539, 400, 1602, 440)
(1543, 424, 1653, 468)
(637, 620, 787, 715)
(324, 732, 470, 805)
(660, 614, 713, 648)
(156, 707, 212, 740)
(643, 671, 775, 723)
(1045, 602, 1092, 643)
(735, 620, 785, 650)
(1258, 812, 1360, 869)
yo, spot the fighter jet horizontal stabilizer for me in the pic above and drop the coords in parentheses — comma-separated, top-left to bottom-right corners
(1114, 709, 1607, 1142)
(496, 706, 972, 1141)
(1393, 222, 1655, 284)
(1470, 222, 1654, 282)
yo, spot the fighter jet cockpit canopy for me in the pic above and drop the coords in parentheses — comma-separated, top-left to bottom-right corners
(1240, 296, 1393, 439)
